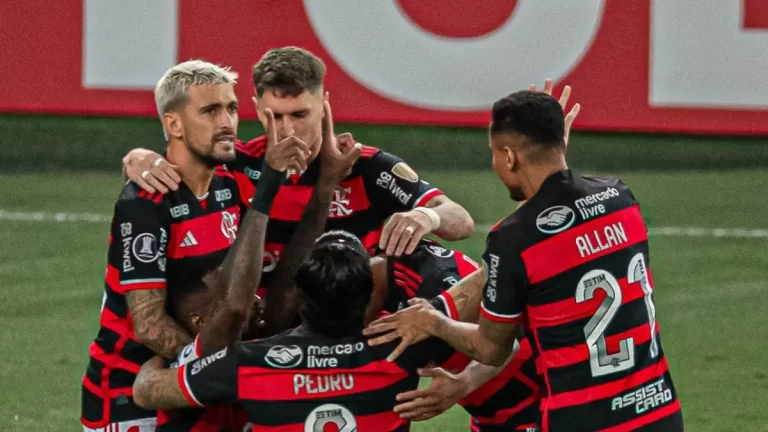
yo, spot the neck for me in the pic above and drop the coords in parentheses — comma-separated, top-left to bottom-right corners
(303, 317, 364, 339)
(521, 157, 568, 200)
(167, 140, 215, 198)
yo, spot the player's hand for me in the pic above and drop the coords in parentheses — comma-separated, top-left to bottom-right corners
(393, 367, 467, 421)
(319, 100, 362, 183)
(123, 148, 181, 194)
(263, 108, 311, 174)
(530, 78, 580, 148)
(379, 210, 432, 257)
(363, 298, 440, 362)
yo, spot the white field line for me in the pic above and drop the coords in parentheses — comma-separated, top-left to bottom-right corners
(1, 209, 767, 239)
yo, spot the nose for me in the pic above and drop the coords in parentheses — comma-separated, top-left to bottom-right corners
(218, 110, 235, 130)
(280, 117, 296, 138)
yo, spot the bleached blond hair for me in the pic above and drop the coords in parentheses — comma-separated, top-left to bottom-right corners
(154, 59, 239, 119)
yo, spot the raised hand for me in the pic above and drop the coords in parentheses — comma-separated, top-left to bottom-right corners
(530, 78, 580, 148)
(319, 100, 362, 184)
(263, 108, 311, 174)
(363, 298, 441, 362)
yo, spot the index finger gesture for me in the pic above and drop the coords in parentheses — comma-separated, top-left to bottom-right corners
(264, 108, 278, 148)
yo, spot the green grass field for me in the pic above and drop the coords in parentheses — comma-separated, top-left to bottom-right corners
(1, 169, 767, 431)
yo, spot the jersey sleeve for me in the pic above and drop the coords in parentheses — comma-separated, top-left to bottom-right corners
(363, 150, 444, 214)
(178, 346, 239, 407)
(387, 242, 479, 321)
(110, 198, 169, 292)
(479, 227, 527, 324)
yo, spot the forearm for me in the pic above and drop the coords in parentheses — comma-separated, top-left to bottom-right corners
(429, 316, 504, 366)
(139, 317, 193, 359)
(442, 268, 486, 322)
(426, 198, 474, 241)
(199, 166, 282, 350)
(127, 290, 193, 359)
(133, 357, 190, 410)
(200, 211, 269, 350)
(262, 178, 336, 334)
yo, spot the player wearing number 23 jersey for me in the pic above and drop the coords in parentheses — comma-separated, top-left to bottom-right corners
(481, 169, 683, 431)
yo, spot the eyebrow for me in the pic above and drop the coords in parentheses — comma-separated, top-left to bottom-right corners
(273, 109, 309, 117)
(198, 101, 238, 113)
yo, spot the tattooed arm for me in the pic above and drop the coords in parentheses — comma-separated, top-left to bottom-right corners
(133, 357, 189, 409)
(126, 290, 193, 359)
(258, 118, 362, 336)
(196, 107, 305, 352)
(430, 313, 520, 366)
(439, 266, 486, 323)
(420, 267, 519, 365)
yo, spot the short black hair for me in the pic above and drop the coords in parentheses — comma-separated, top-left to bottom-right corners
(490, 90, 565, 148)
(314, 230, 369, 257)
(295, 238, 372, 338)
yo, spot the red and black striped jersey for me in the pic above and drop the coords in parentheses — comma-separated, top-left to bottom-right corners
(480, 170, 682, 432)
(157, 340, 249, 432)
(81, 168, 245, 428)
(387, 240, 540, 431)
(230, 136, 444, 295)
(177, 325, 455, 431)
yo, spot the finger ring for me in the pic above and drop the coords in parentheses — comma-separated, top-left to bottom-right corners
(404, 226, 415, 235)
(153, 158, 163, 167)
(140, 170, 150, 179)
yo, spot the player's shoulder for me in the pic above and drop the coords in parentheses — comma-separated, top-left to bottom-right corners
(579, 174, 635, 200)
(236, 136, 268, 160)
(115, 181, 167, 208)
(488, 210, 526, 242)
(235, 327, 308, 366)
(214, 164, 235, 179)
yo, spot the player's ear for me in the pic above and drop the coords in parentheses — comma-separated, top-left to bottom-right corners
(252, 96, 266, 125)
(504, 146, 518, 172)
(191, 313, 204, 332)
(163, 113, 183, 140)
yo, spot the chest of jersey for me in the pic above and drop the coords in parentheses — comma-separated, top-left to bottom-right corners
(163, 181, 241, 270)
(268, 176, 372, 222)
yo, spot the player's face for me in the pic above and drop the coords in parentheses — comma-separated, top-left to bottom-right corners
(180, 83, 239, 167)
(489, 135, 526, 202)
(256, 88, 324, 159)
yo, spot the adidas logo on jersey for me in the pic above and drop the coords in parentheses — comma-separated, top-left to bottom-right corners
(179, 231, 198, 248)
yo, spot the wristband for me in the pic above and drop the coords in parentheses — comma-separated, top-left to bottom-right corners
(413, 207, 441, 231)
(251, 164, 286, 214)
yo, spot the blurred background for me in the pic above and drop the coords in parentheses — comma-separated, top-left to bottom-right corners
(0, 1, 766, 431)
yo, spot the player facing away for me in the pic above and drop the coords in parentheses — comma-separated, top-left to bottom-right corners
(122, 46, 475, 279)
(366, 90, 684, 431)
